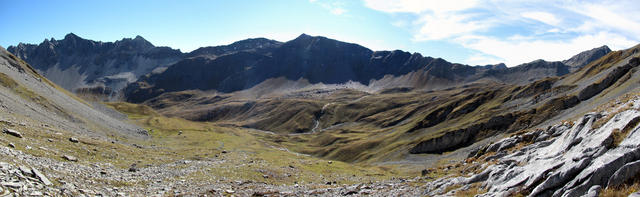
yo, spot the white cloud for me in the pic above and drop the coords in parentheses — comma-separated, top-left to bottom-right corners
(466, 53, 502, 66)
(521, 11, 560, 26)
(330, 7, 347, 15)
(391, 20, 408, 28)
(364, 0, 487, 41)
(547, 28, 560, 33)
(311, 0, 348, 16)
(569, 2, 640, 37)
(362, 0, 640, 66)
(363, 0, 478, 14)
(457, 31, 637, 66)
(414, 13, 487, 40)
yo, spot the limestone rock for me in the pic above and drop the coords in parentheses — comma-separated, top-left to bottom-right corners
(62, 155, 77, 162)
(32, 168, 52, 186)
(19, 165, 33, 177)
(424, 102, 640, 197)
(3, 128, 23, 138)
(1, 181, 22, 188)
(607, 160, 640, 188)
(584, 185, 601, 197)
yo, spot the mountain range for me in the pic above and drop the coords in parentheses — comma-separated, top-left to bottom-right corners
(2, 32, 640, 196)
(126, 34, 611, 103)
(7, 33, 183, 99)
(8, 33, 611, 103)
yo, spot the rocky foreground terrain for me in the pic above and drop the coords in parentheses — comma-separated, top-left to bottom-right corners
(0, 137, 422, 196)
(425, 93, 640, 196)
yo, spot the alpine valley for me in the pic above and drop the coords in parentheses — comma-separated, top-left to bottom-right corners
(1, 32, 639, 196)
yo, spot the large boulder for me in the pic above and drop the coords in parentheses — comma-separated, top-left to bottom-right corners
(607, 160, 640, 188)
(2, 128, 22, 138)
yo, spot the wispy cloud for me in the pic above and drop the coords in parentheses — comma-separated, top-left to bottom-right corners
(363, 0, 640, 66)
(456, 32, 636, 66)
(363, 0, 478, 13)
(365, 0, 486, 40)
(311, 0, 348, 16)
(521, 11, 560, 26)
(330, 7, 347, 15)
(413, 13, 488, 41)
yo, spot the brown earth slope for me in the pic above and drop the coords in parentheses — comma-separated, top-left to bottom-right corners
(133, 44, 639, 167)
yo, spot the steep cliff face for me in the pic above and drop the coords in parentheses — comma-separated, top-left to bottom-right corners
(7, 33, 184, 99)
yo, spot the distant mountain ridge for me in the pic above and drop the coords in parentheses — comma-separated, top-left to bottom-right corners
(187, 38, 283, 58)
(7, 33, 184, 99)
(125, 34, 610, 103)
(7, 33, 612, 102)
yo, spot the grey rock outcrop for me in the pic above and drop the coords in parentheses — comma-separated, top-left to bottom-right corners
(32, 168, 52, 186)
(2, 128, 23, 138)
(578, 57, 639, 101)
(0, 162, 56, 195)
(584, 185, 601, 197)
(410, 113, 516, 154)
(607, 160, 640, 188)
(62, 155, 78, 162)
(424, 97, 640, 196)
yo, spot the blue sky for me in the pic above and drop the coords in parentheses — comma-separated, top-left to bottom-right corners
(1, 0, 638, 66)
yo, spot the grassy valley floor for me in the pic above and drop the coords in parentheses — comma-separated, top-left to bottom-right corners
(0, 101, 438, 196)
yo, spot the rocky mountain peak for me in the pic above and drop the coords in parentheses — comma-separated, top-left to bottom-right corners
(563, 45, 612, 69)
(63, 33, 81, 41)
(187, 37, 282, 58)
(476, 63, 507, 70)
(295, 33, 312, 40)
(492, 63, 507, 69)
(289, 33, 320, 45)
(115, 35, 155, 51)
(132, 35, 153, 46)
(283, 34, 372, 56)
(134, 35, 145, 40)
(229, 38, 281, 49)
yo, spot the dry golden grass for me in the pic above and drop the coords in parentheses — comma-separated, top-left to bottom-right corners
(0, 73, 19, 88)
(455, 183, 487, 197)
(600, 183, 640, 197)
(610, 116, 640, 147)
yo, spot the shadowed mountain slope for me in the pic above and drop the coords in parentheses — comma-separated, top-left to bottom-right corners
(125, 34, 608, 103)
